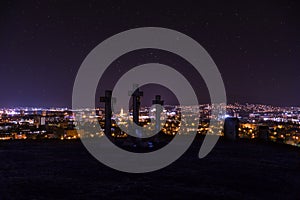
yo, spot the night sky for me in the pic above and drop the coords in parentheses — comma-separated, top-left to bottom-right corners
(0, 0, 299, 107)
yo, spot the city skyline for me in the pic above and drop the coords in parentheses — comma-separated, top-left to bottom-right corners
(1, 2, 300, 198)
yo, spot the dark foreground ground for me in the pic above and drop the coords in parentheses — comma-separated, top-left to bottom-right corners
(0, 137, 299, 200)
